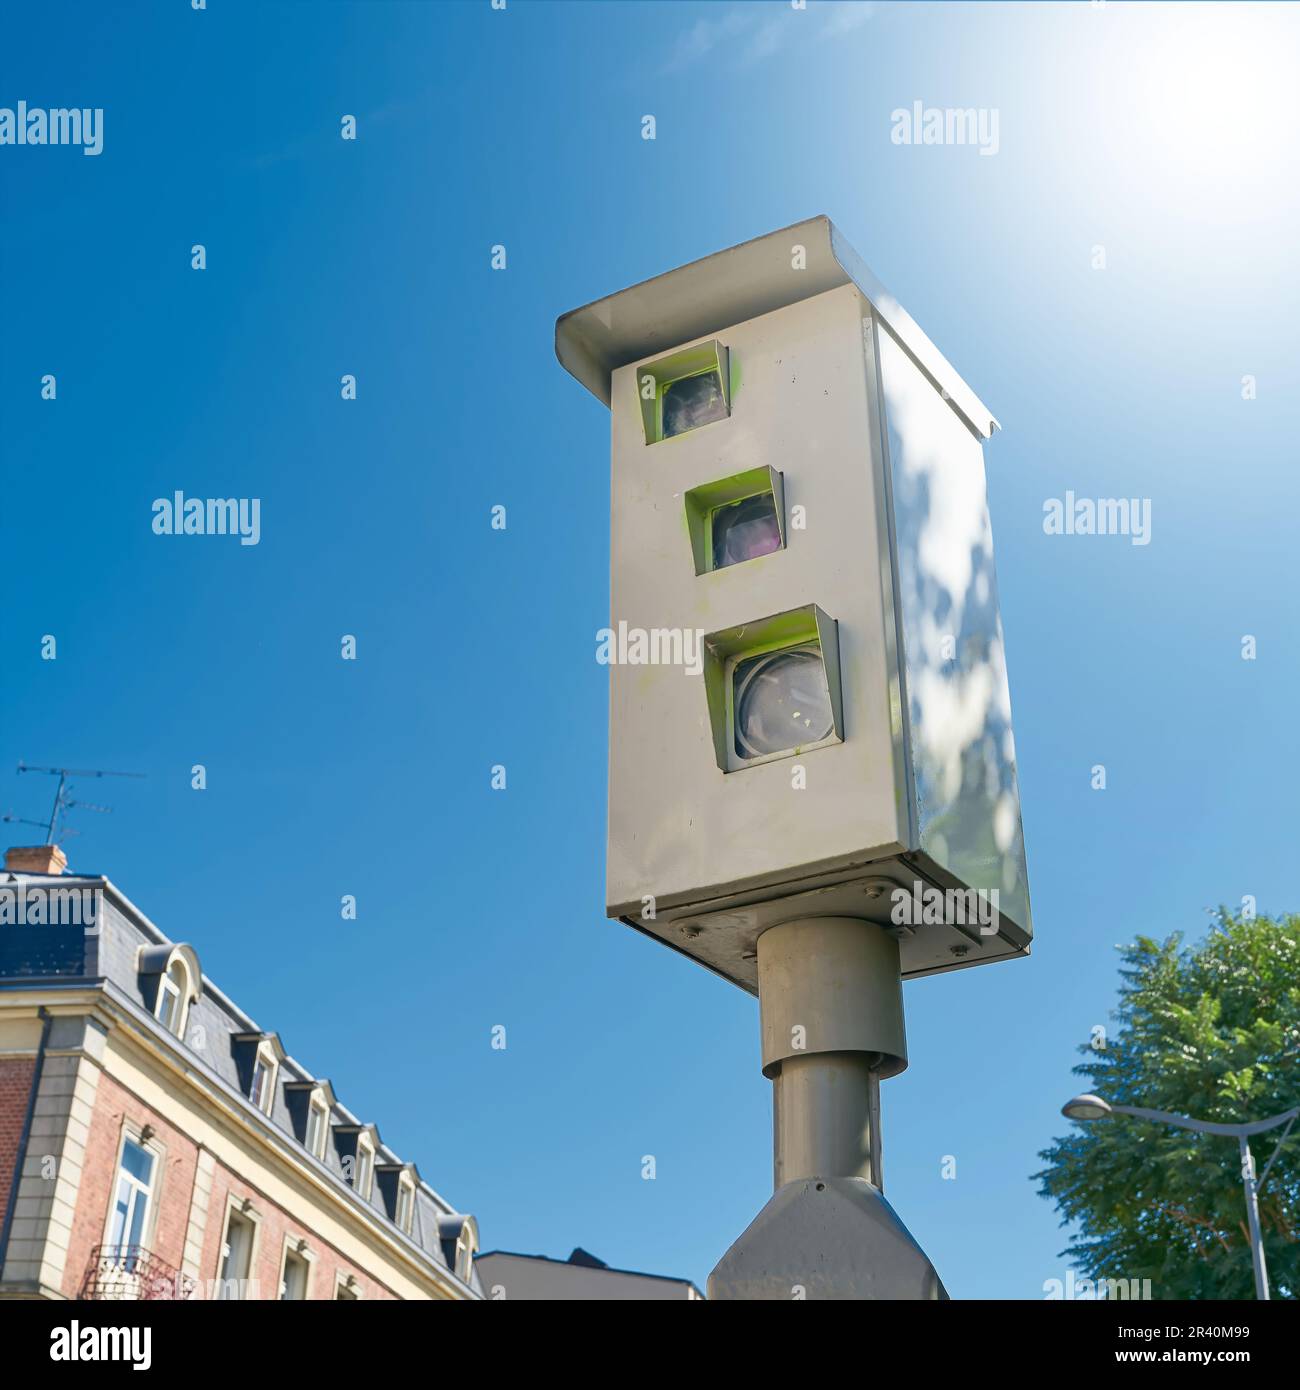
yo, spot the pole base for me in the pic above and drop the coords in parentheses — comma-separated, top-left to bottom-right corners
(707, 1177, 948, 1301)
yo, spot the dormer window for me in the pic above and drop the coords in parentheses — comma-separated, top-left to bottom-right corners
(437, 1213, 479, 1282)
(284, 1079, 337, 1162)
(233, 1032, 285, 1120)
(139, 944, 202, 1041)
(373, 1161, 419, 1234)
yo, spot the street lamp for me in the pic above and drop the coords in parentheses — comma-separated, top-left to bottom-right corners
(1062, 1093, 1112, 1121)
(1061, 1092, 1300, 1300)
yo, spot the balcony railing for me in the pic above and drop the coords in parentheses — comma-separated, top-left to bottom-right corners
(80, 1245, 196, 1301)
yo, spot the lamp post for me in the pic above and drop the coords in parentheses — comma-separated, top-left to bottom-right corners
(1062, 1092, 1299, 1300)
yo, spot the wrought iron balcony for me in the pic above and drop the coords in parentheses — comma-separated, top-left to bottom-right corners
(80, 1245, 196, 1301)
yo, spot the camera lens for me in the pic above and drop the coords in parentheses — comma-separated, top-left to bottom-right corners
(661, 371, 727, 438)
(733, 647, 833, 759)
(711, 493, 782, 571)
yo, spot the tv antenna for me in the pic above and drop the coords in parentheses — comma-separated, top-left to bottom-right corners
(4, 762, 146, 846)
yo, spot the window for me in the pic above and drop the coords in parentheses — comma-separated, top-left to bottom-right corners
(249, 1042, 278, 1115)
(155, 959, 184, 1032)
(439, 1214, 478, 1282)
(141, 944, 203, 1044)
(335, 1274, 360, 1300)
(305, 1095, 329, 1159)
(454, 1222, 477, 1282)
(285, 1079, 335, 1160)
(280, 1246, 310, 1301)
(395, 1176, 414, 1234)
(355, 1136, 374, 1201)
(108, 1137, 155, 1258)
(218, 1206, 257, 1300)
(249, 1055, 270, 1111)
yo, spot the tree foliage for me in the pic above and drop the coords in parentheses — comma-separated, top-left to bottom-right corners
(1034, 911, 1300, 1298)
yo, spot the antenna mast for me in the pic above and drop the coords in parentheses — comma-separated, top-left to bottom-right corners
(5, 762, 146, 845)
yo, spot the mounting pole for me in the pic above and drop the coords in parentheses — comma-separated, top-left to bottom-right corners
(708, 917, 946, 1300)
(1239, 1138, 1270, 1301)
(45, 771, 68, 844)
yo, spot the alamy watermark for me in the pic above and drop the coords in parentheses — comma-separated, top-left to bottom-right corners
(1044, 1270, 1153, 1300)
(50, 1322, 150, 1369)
(152, 492, 261, 546)
(1043, 491, 1151, 546)
(1, 102, 103, 156)
(596, 622, 705, 676)
(890, 882, 999, 934)
(890, 101, 999, 156)
(0, 885, 102, 933)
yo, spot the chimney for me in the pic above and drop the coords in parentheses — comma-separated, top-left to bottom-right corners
(5, 844, 68, 875)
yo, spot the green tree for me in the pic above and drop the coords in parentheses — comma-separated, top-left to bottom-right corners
(1034, 911, 1300, 1298)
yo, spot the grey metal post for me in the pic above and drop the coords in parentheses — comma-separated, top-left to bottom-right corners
(1239, 1137, 1270, 1301)
(708, 918, 946, 1300)
(760, 918, 905, 1187)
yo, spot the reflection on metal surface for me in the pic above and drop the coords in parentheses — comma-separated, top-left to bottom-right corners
(877, 326, 1030, 934)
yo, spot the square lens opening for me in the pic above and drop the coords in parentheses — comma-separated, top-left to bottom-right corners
(662, 370, 727, 439)
(711, 491, 782, 571)
(683, 467, 785, 577)
(700, 606, 842, 773)
(635, 341, 730, 445)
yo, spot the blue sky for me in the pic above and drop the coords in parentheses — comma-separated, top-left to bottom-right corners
(3, 1, 1297, 1298)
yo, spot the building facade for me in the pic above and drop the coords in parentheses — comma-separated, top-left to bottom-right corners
(477, 1247, 702, 1300)
(0, 845, 480, 1301)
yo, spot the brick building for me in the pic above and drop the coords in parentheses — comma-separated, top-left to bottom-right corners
(0, 845, 481, 1301)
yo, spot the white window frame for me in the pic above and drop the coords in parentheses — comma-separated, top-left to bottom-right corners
(355, 1133, 375, 1201)
(155, 968, 180, 1032)
(277, 1235, 314, 1301)
(455, 1221, 477, 1282)
(102, 1127, 162, 1258)
(153, 951, 195, 1038)
(333, 1271, 362, 1300)
(395, 1173, 415, 1234)
(216, 1197, 261, 1301)
(249, 1041, 279, 1115)
(305, 1091, 330, 1160)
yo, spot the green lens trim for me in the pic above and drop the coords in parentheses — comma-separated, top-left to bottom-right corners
(700, 604, 844, 773)
(683, 466, 785, 576)
(634, 339, 731, 444)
